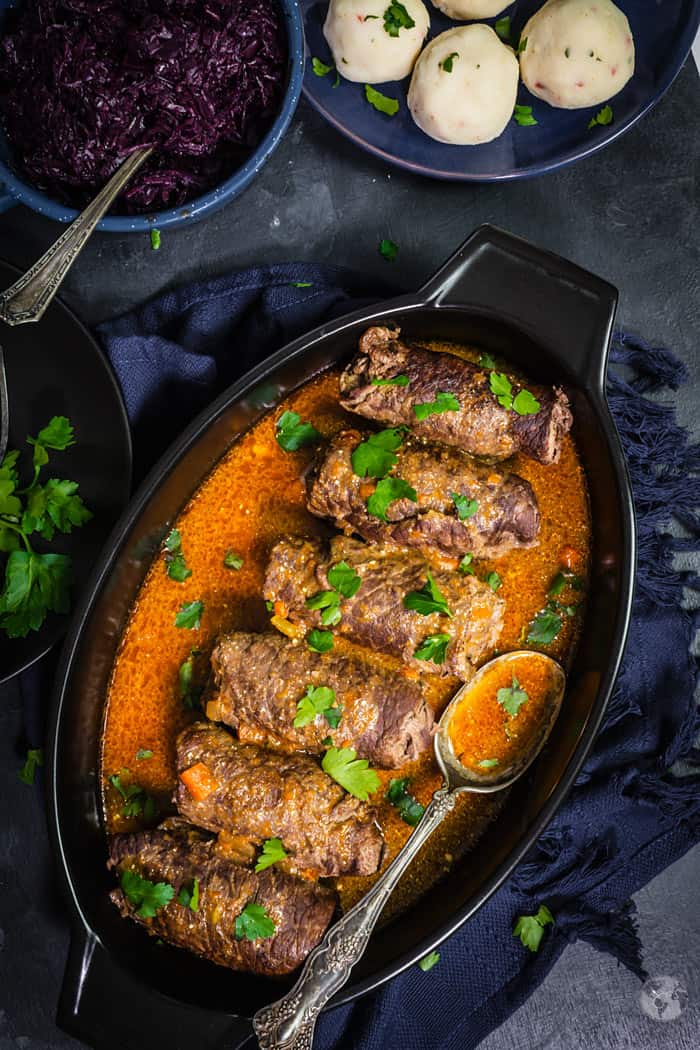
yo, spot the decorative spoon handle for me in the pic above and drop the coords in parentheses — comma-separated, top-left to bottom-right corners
(252, 786, 456, 1050)
(0, 346, 8, 464)
(0, 147, 153, 326)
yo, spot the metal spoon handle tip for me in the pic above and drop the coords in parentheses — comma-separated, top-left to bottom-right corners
(0, 146, 153, 326)
(0, 346, 8, 463)
(252, 787, 456, 1050)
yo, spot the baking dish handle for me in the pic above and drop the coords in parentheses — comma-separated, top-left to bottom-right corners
(58, 928, 256, 1050)
(419, 224, 618, 394)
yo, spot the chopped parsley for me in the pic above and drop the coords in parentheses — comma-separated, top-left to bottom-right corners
(496, 675, 528, 717)
(312, 57, 334, 77)
(322, 746, 380, 800)
(516, 37, 528, 56)
(386, 776, 425, 826)
(305, 589, 342, 627)
(378, 237, 399, 260)
(440, 52, 458, 73)
(327, 560, 362, 598)
(120, 869, 174, 919)
(478, 758, 499, 769)
(174, 599, 203, 630)
(413, 391, 460, 421)
(489, 372, 540, 414)
(255, 838, 288, 872)
(351, 427, 405, 479)
(485, 571, 502, 592)
(136, 749, 153, 761)
(294, 684, 342, 729)
(177, 877, 200, 912)
(513, 904, 554, 952)
(418, 950, 440, 972)
(413, 632, 451, 665)
(494, 15, 511, 41)
(109, 771, 158, 820)
(307, 628, 334, 653)
(513, 104, 538, 127)
(588, 105, 613, 130)
(18, 747, 43, 785)
(479, 352, 496, 369)
(235, 902, 276, 941)
(383, 0, 415, 36)
(367, 477, 417, 521)
(179, 649, 202, 709)
(366, 86, 399, 117)
(527, 608, 563, 645)
(289, 281, 314, 288)
(403, 572, 452, 618)
(458, 553, 475, 575)
(150, 229, 161, 251)
(548, 569, 584, 596)
(371, 374, 410, 387)
(451, 492, 478, 520)
(163, 528, 191, 582)
(223, 550, 244, 571)
(275, 410, 320, 452)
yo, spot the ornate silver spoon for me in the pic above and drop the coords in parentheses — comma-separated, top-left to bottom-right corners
(0, 146, 153, 326)
(253, 650, 566, 1050)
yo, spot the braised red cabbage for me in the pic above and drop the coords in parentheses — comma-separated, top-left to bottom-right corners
(0, 0, 287, 213)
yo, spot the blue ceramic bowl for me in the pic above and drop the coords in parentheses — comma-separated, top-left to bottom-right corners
(301, 0, 700, 181)
(0, 0, 304, 231)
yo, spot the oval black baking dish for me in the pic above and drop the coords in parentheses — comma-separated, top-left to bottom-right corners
(47, 226, 636, 1050)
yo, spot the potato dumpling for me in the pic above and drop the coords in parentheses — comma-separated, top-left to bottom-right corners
(324, 0, 430, 84)
(519, 0, 635, 109)
(408, 24, 519, 145)
(430, 0, 512, 20)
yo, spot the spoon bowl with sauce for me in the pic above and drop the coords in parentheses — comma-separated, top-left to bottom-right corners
(254, 651, 567, 1050)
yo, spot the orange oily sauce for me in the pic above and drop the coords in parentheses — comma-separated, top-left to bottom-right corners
(447, 655, 563, 775)
(102, 344, 590, 921)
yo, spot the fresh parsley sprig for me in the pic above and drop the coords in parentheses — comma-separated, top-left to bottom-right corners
(351, 427, 406, 479)
(235, 902, 276, 941)
(413, 632, 451, 665)
(322, 746, 380, 800)
(121, 868, 174, 919)
(294, 684, 343, 729)
(496, 675, 528, 717)
(413, 391, 460, 421)
(488, 372, 540, 414)
(110, 770, 159, 820)
(403, 572, 453, 618)
(513, 904, 554, 951)
(163, 528, 192, 582)
(275, 410, 321, 452)
(386, 776, 425, 825)
(383, 0, 415, 36)
(367, 477, 417, 521)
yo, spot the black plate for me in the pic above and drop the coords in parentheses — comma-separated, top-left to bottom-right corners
(48, 227, 635, 1050)
(0, 259, 132, 683)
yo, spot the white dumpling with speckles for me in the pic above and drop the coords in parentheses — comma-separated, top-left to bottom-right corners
(519, 0, 635, 109)
(408, 25, 518, 145)
(324, 0, 430, 84)
(430, 0, 512, 21)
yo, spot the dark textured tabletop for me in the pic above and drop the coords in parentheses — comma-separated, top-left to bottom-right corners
(0, 59, 698, 1050)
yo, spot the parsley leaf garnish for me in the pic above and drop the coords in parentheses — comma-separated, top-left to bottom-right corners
(322, 747, 380, 800)
(289, 281, 314, 288)
(371, 374, 409, 387)
(177, 877, 200, 911)
(150, 229, 161, 251)
(403, 572, 452, 618)
(294, 684, 342, 728)
(489, 372, 540, 414)
(136, 749, 153, 761)
(305, 589, 342, 626)
(513, 904, 554, 952)
(120, 869, 174, 919)
(255, 837, 288, 872)
(163, 528, 192, 582)
(327, 560, 362, 598)
(479, 352, 496, 369)
(367, 477, 417, 521)
(174, 599, 203, 630)
(494, 15, 511, 41)
(485, 571, 502, 592)
(383, 0, 415, 36)
(312, 57, 334, 77)
(179, 649, 202, 709)
(516, 37, 528, 56)
(418, 950, 440, 972)
(513, 104, 538, 127)
(440, 52, 459, 72)
(378, 237, 399, 260)
(386, 776, 426, 825)
(413, 391, 460, 421)
(235, 902, 276, 941)
(478, 758, 499, 769)
(497, 675, 528, 717)
(458, 553, 475, 575)
(366, 86, 399, 116)
(0, 552, 71, 638)
(451, 492, 478, 520)
(28, 416, 75, 453)
(512, 389, 541, 415)
(223, 550, 244, 570)
(110, 770, 158, 820)
(18, 747, 43, 785)
(526, 607, 562, 645)
(413, 632, 451, 665)
(275, 410, 321, 452)
(351, 427, 405, 479)
(588, 105, 613, 130)
(307, 628, 334, 653)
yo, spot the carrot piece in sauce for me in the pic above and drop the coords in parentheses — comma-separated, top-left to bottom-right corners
(180, 762, 220, 801)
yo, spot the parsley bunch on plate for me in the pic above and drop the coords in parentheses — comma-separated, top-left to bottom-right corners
(0, 416, 92, 638)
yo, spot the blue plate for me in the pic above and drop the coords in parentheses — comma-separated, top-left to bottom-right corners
(301, 0, 700, 180)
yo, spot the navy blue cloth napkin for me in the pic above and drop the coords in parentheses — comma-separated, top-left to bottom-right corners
(27, 265, 700, 1050)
